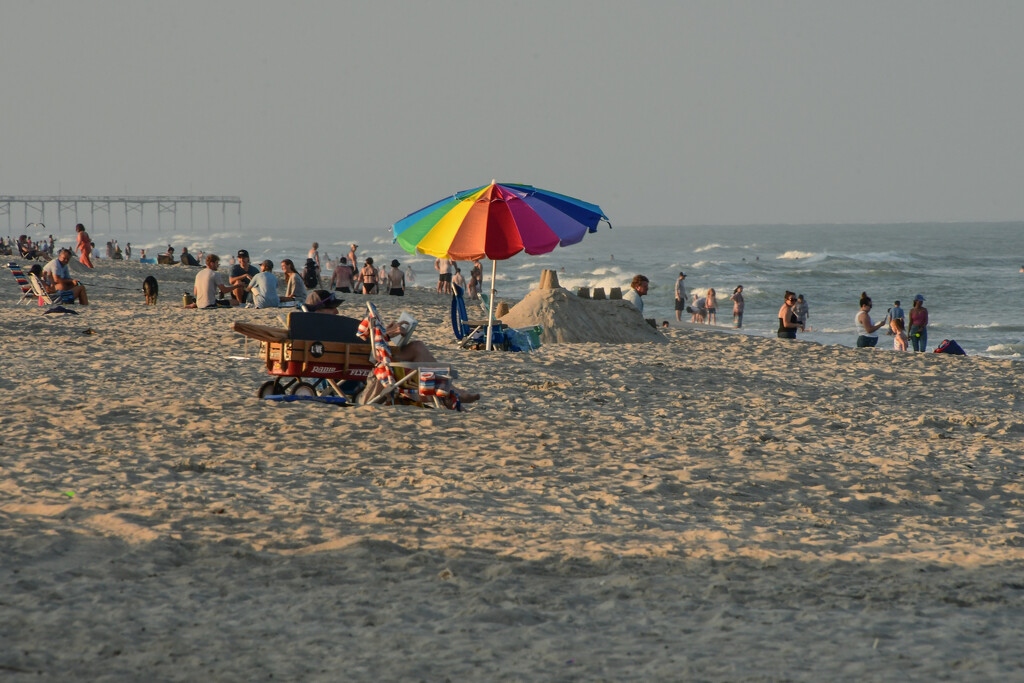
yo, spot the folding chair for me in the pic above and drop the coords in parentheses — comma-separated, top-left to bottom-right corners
(7, 263, 34, 304)
(27, 273, 75, 306)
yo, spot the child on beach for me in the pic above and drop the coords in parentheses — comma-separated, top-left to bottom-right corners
(730, 285, 744, 328)
(792, 294, 809, 331)
(705, 288, 717, 325)
(887, 300, 905, 335)
(891, 317, 909, 351)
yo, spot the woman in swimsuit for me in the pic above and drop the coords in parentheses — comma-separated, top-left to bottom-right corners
(359, 257, 378, 295)
(777, 290, 801, 339)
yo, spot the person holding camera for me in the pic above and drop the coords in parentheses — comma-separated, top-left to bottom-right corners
(855, 292, 887, 348)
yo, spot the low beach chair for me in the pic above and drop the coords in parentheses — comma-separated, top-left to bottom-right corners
(7, 263, 34, 304)
(27, 273, 75, 306)
(449, 285, 542, 351)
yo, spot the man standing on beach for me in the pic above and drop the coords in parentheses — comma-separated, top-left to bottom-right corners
(42, 248, 89, 304)
(330, 257, 354, 292)
(348, 244, 358, 276)
(435, 257, 452, 294)
(623, 274, 649, 314)
(674, 272, 687, 321)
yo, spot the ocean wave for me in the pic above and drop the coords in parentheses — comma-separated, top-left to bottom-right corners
(984, 343, 1024, 357)
(777, 250, 816, 260)
(694, 243, 724, 253)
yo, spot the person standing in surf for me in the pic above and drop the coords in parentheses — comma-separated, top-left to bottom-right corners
(855, 292, 887, 348)
(908, 294, 929, 352)
(777, 291, 801, 339)
(730, 285, 744, 328)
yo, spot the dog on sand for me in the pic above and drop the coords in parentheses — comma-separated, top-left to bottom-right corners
(143, 276, 159, 305)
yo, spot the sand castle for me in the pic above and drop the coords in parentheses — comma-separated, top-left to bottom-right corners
(498, 269, 665, 344)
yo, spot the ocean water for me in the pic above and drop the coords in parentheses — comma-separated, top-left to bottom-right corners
(69, 221, 1024, 359)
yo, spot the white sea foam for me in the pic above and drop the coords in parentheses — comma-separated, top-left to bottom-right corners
(985, 343, 1024, 356)
(777, 250, 816, 260)
(694, 243, 724, 253)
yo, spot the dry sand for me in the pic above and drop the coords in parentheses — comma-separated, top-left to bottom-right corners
(2, 259, 1024, 680)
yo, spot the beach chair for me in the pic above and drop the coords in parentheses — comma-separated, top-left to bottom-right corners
(27, 273, 75, 306)
(356, 301, 462, 408)
(7, 263, 34, 304)
(450, 286, 540, 351)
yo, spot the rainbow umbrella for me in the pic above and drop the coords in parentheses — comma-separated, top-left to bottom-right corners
(392, 181, 610, 349)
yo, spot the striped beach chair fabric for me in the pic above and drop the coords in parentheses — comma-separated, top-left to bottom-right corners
(7, 263, 34, 304)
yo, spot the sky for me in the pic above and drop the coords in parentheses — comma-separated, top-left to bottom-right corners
(2, 0, 1023, 231)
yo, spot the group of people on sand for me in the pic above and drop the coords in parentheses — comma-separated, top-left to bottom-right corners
(668, 272, 747, 329)
(854, 293, 929, 352)
(186, 249, 309, 309)
(184, 243, 421, 310)
(314, 243, 413, 296)
(2, 234, 55, 260)
(433, 257, 483, 299)
(776, 289, 929, 352)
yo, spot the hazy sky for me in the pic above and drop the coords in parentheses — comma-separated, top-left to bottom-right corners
(3, 1, 1023, 230)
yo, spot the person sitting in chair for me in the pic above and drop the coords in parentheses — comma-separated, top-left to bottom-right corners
(304, 290, 477, 403)
(179, 247, 200, 266)
(41, 249, 89, 304)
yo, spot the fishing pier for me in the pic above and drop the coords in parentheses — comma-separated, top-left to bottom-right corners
(0, 195, 242, 234)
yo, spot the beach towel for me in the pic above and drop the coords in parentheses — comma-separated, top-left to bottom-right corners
(357, 302, 395, 388)
(43, 305, 78, 315)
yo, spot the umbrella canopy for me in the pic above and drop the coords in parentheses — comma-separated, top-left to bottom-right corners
(391, 181, 609, 349)
(392, 182, 608, 261)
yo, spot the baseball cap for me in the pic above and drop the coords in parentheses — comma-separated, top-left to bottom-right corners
(913, 294, 925, 302)
(237, 249, 249, 259)
(391, 259, 401, 267)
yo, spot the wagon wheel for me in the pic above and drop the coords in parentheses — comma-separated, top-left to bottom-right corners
(257, 380, 284, 398)
(289, 381, 318, 397)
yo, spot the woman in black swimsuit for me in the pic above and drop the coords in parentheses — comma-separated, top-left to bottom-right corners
(359, 257, 378, 295)
(777, 290, 801, 339)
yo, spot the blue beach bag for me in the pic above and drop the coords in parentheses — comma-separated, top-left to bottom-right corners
(934, 339, 966, 356)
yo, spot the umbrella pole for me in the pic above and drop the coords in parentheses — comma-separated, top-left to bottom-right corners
(486, 259, 497, 351)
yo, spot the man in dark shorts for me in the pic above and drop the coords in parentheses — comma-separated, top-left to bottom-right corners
(674, 272, 688, 321)
(435, 257, 452, 294)
(386, 259, 406, 295)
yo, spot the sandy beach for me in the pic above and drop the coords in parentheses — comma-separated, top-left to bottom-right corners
(3, 258, 1024, 680)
